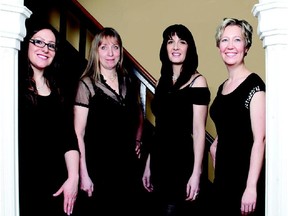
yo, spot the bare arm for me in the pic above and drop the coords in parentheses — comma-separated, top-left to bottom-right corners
(74, 105, 94, 197)
(142, 154, 153, 192)
(241, 91, 266, 213)
(53, 150, 79, 215)
(63, 150, 79, 215)
(210, 136, 218, 168)
(186, 75, 209, 201)
(193, 104, 207, 175)
(135, 104, 144, 158)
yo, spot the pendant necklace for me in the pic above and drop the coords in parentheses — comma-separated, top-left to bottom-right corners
(108, 72, 117, 82)
(36, 79, 46, 90)
(172, 74, 179, 82)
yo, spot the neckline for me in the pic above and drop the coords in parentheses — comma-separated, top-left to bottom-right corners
(220, 73, 254, 96)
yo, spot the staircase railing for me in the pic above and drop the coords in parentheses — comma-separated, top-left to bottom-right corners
(62, 0, 156, 118)
(64, 0, 214, 178)
(24, 0, 214, 178)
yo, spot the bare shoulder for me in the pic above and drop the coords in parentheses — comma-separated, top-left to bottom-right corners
(191, 72, 208, 87)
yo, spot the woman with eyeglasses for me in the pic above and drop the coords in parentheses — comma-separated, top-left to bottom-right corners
(18, 21, 80, 216)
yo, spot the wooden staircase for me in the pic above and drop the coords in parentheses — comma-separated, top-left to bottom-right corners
(23, 0, 214, 179)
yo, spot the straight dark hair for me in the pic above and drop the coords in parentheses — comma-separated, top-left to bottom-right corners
(157, 24, 198, 93)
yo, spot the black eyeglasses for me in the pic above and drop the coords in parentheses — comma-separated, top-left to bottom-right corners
(29, 39, 57, 51)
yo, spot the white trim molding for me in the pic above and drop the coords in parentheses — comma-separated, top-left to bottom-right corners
(253, 1, 288, 216)
(0, 1, 31, 216)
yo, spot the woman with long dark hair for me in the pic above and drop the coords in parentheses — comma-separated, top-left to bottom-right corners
(18, 21, 79, 216)
(142, 24, 210, 216)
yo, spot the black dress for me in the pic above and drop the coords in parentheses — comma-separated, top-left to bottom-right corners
(74, 75, 144, 215)
(150, 78, 210, 214)
(209, 73, 265, 216)
(18, 91, 79, 216)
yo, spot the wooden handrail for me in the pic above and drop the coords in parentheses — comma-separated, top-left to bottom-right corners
(67, 0, 214, 135)
(69, 0, 103, 30)
(64, 0, 214, 180)
(69, 0, 157, 87)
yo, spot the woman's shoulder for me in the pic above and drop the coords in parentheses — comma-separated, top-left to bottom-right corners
(80, 76, 93, 84)
(249, 73, 265, 82)
(78, 76, 95, 91)
(247, 73, 265, 89)
(189, 71, 208, 88)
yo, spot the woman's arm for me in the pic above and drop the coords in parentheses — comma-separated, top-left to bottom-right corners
(185, 103, 207, 201)
(142, 154, 153, 192)
(186, 75, 208, 201)
(210, 136, 218, 168)
(64, 150, 80, 215)
(192, 104, 207, 177)
(74, 105, 94, 197)
(53, 150, 79, 215)
(135, 104, 144, 158)
(241, 91, 266, 213)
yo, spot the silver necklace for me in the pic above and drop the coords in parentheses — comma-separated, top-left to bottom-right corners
(36, 80, 45, 90)
(172, 75, 179, 82)
(108, 73, 117, 82)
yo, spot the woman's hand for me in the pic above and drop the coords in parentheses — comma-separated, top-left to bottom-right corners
(241, 186, 257, 215)
(186, 174, 200, 201)
(53, 176, 79, 215)
(142, 155, 153, 192)
(80, 175, 94, 197)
